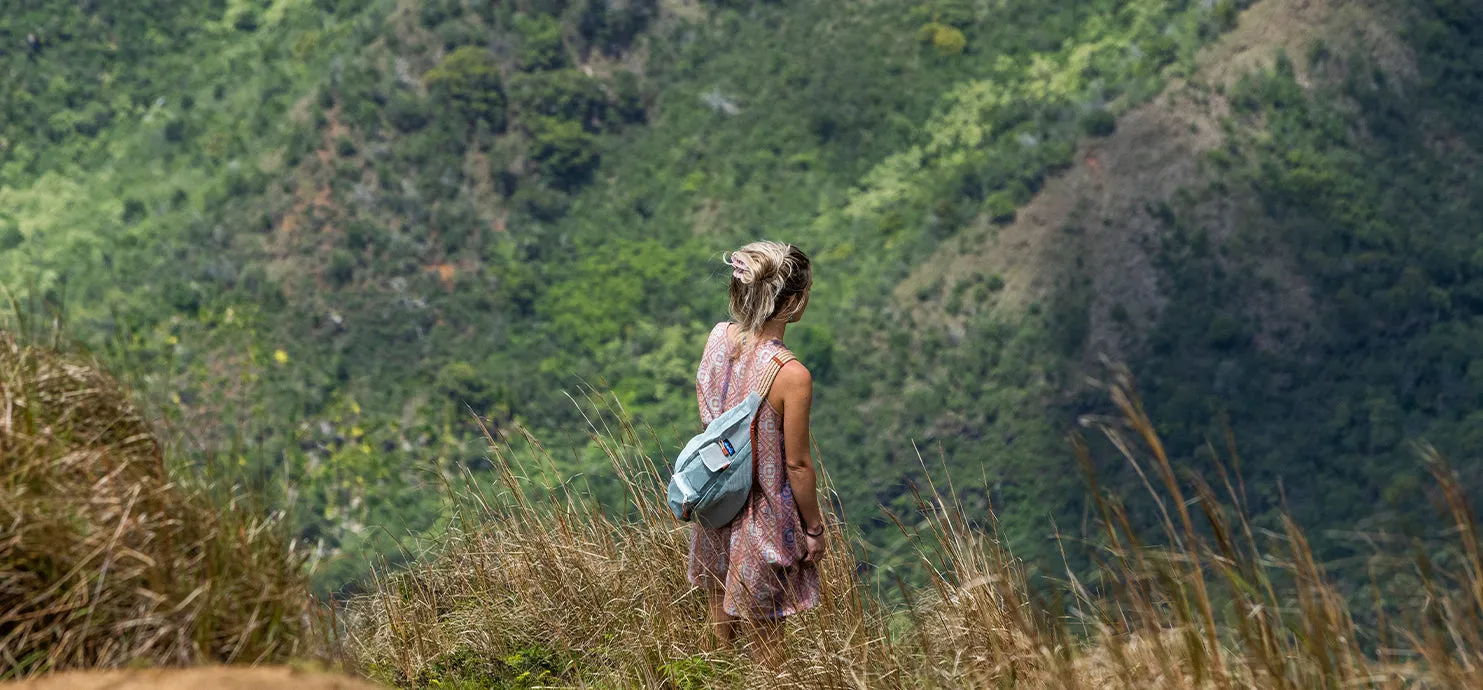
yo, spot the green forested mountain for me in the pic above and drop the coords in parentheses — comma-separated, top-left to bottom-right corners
(4, 0, 1481, 592)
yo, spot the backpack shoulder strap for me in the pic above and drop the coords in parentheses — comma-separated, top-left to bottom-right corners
(756, 351, 796, 398)
(749, 351, 797, 498)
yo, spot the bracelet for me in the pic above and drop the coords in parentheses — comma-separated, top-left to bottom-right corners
(804, 524, 825, 537)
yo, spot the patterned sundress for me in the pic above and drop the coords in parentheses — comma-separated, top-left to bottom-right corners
(688, 322, 821, 620)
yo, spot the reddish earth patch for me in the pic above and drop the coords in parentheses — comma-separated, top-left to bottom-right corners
(428, 262, 457, 290)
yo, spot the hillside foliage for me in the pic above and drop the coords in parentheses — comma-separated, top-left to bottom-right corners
(2, 0, 1482, 598)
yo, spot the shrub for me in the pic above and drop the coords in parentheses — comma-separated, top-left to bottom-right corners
(329, 248, 356, 286)
(74, 103, 114, 138)
(1144, 35, 1179, 69)
(932, 25, 966, 55)
(577, 0, 659, 56)
(420, 0, 463, 27)
(1205, 312, 1245, 350)
(163, 117, 186, 143)
(1080, 109, 1117, 137)
(918, 22, 966, 56)
(345, 220, 381, 251)
(233, 9, 260, 32)
(121, 198, 148, 225)
(508, 69, 608, 124)
(516, 13, 567, 70)
(386, 92, 431, 132)
(528, 117, 600, 189)
(436, 19, 484, 51)
(435, 361, 491, 409)
(165, 279, 202, 313)
(946, 291, 964, 315)
(1213, 0, 1240, 31)
(926, 0, 977, 28)
(0, 337, 320, 678)
(610, 70, 647, 124)
(985, 190, 1017, 224)
(0, 222, 23, 251)
(425, 47, 508, 132)
(512, 183, 571, 221)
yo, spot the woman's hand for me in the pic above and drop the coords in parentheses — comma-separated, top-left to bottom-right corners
(802, 528, 826, 564)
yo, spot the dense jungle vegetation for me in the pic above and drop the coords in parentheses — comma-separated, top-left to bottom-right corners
(3, 0, 1481, 596)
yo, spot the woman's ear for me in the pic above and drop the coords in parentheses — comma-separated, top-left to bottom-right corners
(792, 291, 810, 322)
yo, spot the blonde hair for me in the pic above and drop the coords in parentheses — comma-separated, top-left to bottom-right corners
(723, 241, 812, 351)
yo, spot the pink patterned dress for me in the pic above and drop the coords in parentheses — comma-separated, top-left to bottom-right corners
(688, 322, 821, 620)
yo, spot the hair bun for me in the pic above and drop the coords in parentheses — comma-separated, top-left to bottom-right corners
(725, 242, 813, 341)
(728, 248, 780, 284)
(727, 252, 757, 285)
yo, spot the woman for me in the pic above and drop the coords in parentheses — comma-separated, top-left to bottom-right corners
(690, 241, 826, 662)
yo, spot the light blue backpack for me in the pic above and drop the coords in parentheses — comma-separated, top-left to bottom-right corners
(667, 351, 795, 529)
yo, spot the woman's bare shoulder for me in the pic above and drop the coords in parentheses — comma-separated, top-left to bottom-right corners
(774, 359, 812, 392)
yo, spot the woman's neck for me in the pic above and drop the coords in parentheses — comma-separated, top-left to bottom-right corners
(756, 320, 787, 344)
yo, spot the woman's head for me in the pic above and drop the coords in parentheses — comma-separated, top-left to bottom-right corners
(725, 241, 812, 336)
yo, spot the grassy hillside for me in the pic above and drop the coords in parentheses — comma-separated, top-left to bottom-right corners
(9, 333, 1483, 688)
(4, 0, 1483, 597)
(0, 332, 319, 677)
(341, 375, 1483, 688)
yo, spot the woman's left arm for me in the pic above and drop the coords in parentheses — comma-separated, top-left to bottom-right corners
(773, 362, 825, 559)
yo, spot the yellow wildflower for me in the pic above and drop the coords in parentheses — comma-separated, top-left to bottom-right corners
(273, 349, 289, 365)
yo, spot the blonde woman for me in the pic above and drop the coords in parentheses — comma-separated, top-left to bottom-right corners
(690, 241, 825, 662)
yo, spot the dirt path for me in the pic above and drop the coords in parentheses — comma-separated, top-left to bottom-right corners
(0, 667, 381, 690)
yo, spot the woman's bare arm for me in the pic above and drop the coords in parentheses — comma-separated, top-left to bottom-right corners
(770, 361, 823, 531)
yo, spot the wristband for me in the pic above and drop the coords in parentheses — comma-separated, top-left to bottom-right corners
(804, 524, 824, 538)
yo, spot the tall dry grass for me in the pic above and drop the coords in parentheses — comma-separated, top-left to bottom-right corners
(346, 367, 1483, 689)
(0, 333, 323, 679)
